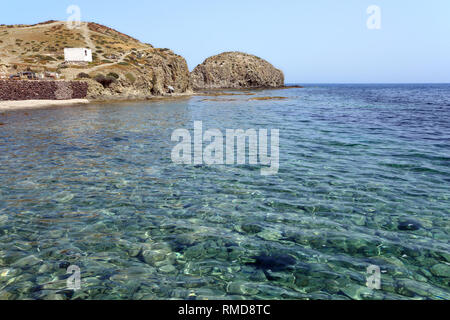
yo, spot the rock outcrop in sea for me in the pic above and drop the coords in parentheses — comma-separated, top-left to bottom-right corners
(190, 52, 284, 90)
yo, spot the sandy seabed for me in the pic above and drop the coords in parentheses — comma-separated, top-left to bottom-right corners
(0, 99, 90, 111)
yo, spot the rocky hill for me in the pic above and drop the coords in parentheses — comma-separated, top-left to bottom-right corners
(191, 52, 284, 90)
(0, 21, 191, 100)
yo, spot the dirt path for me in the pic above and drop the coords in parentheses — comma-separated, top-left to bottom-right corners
(82, 23, 95, 50)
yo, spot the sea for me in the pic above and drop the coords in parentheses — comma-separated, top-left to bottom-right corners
(0, 84, 449, 300)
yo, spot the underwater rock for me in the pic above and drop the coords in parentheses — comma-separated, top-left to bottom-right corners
(72, 291, 91, 300)
(430, 264, 450, 278)
(248, 253, 296, 271)
(191, 288, 226, 300)
(394, 278, 450, 299)
(117, 239, 142, 257)
(0, 268, 19, 281)
(141, 249, 167, 266)
(351, 216, 367, 227)
(294, 274, 326, 293)
(398, 219, 422, 231)
(226, 246, 245, 261)
(184, 244, 206, 259)
(171, 288, 190, 298)
(127, 246, 142, 258)
(241, 223, 263, 235)
(159, 264, 176, 274)
(440, 252, 450, 263)
(339, 284, 378, 300)
(377, 275, 396, 294)
(256, 229, 283, 241)
(227, 281, 259, 295)
(12, 255, 42, 268)
(165, 235, 196, 253)
(42, 292, 66, 300)
(264, 270, 295, 284)
(322, 279, 343, 294)
(249, 269, 268, 282)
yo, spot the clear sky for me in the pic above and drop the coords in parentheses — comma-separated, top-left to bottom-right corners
(1, 0, 449, 83)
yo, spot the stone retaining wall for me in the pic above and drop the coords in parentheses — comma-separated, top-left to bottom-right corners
(0, 80, 88, 101)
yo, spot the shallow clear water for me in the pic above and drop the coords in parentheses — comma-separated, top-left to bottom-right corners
(0, 84, 449, 300)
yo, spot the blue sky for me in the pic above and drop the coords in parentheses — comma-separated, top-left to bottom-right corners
(2, 0, 450, 83)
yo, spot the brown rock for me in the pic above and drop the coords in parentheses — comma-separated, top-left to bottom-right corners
(191, 52, 284, 90)
(84, 79, 105, 100)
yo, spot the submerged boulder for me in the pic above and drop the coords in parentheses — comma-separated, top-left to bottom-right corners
(247, 253, 296, 272)
(398, 219, 422, 231)
(191, 52, 284, 90)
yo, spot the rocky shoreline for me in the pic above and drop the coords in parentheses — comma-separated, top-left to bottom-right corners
(0, 22, 292, 104)
(0, 85, 305, 111)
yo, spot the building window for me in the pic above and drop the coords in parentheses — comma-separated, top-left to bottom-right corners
(85, 50, 87, 56)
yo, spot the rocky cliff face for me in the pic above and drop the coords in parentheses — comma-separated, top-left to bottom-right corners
(191, 52, 284, 90)
(85, 48, 191, 100)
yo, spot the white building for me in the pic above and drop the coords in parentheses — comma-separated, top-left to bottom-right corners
(64, 48, 92, 63)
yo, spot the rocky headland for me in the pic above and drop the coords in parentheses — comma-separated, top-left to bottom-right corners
(0, 21, 191, 101)
(190, 52, 285, 90)
(0, 22, 290, 105)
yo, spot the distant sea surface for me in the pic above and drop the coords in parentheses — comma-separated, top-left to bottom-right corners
(0, 84, 449, 300)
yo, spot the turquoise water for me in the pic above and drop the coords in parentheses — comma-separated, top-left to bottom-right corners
(0, 84, 449, 300)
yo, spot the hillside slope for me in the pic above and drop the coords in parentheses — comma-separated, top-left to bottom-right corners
(0, 21, 191, 100)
